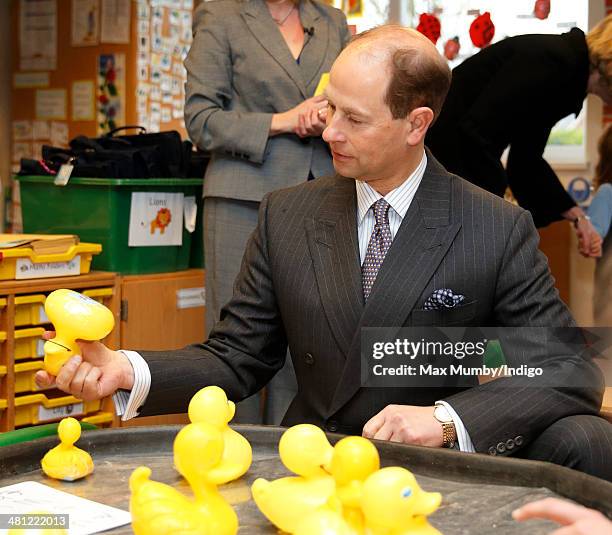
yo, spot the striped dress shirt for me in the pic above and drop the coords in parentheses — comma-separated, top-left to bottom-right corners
(355, 151, 474, 453)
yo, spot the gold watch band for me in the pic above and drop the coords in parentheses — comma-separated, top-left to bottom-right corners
(441, 421, 457, 448)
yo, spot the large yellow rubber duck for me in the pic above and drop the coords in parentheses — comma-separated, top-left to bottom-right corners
(330, 436, 380, 532)
(130, 422, 238, 535)
(43, 289, 114, 376)
(293, 508, 354, 535)
(361, 467, 442, 535)
(40, 417, 93, 481)
(251, 424, 337, 533)
(188, 386, 252, 483)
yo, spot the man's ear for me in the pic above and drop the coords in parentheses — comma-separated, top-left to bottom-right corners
(405, 106, 435, 146)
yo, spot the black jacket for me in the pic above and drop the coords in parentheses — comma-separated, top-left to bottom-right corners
(427, 28, 589, 227)
(138, 155, 602, 456)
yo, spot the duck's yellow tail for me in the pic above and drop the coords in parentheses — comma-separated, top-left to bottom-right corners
(129, 466, 152, 493)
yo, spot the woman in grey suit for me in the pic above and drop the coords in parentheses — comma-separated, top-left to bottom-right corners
(184, 0, 351, 423)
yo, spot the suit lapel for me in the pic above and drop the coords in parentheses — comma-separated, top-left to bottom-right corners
(305, 175, 364, 360)
(327, 157, 462, 416)
(297, 1, 329, 91)
(241, 0, 308, 98)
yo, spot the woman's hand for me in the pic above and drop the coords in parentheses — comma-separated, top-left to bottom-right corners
(295, 106, 327, 138)
(271, 95, 328, 137)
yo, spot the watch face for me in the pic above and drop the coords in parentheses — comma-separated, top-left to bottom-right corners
(434, 405, 452, 423)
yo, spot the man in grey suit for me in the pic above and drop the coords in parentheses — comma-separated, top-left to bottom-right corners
(37, 25, 611, 481)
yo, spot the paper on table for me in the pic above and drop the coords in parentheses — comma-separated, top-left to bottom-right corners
(0, 480, 131, 535)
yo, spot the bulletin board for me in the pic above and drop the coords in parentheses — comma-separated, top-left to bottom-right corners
(10, 0, 193, 173)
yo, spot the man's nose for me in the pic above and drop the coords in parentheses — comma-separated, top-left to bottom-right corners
(322, 117, 343, 143)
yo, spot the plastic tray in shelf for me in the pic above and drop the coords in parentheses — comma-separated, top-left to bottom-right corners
(14, 294, 49, 327)
(82, 287, 114, 303)
(81, 412, 114, 426)
(13, 360, 48, 393)
(14, 327, 45, 361)
(14, 393, 101, 427)
(0, 242, 102, 281)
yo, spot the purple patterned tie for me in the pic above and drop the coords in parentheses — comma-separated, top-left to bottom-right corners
(362, 199, 393, 300)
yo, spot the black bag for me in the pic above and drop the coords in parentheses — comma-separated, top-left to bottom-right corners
(95, 126, 186, 177)
(19, 126, 198, 179)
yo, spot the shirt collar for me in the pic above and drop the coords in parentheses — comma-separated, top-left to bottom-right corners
(356, 151, 428, 225)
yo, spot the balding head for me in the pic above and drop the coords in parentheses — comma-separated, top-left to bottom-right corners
(340, 25, 451, 121)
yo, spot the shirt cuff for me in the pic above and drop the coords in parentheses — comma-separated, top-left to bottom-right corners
(112, 350, 151, 421)
(435, 400, 476, 453)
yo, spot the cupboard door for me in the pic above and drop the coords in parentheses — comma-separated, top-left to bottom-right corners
(120, 269, 205, 350)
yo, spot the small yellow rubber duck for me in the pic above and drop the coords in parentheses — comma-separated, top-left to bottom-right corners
(130, 422, 238, 535)
(330, 436, 380, 532)
(361, 467, 442, 535)
(251, 424, 337, 534)
(41, 417, 93, 481)
(188, 386, 252, 483)
(43, 289, 115, 376)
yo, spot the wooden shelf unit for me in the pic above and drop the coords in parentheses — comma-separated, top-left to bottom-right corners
(0, 271, 121, 432)
(0, 268, 207, 431)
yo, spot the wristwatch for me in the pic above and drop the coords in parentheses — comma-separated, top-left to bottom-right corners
(572, 214, 591, 228)
(433, 404, 457, 448)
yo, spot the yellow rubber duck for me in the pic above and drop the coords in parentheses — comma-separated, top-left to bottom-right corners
(130, 422, 238, 535)
(43, 289, 114, 376)
(251, 424, 337, 533)
(330, 436, 380, 532)
(361, 467, 442, 535)
(41, 417, 93, 481)
(293, 508, 354, 535)
(188, 386, 252, 483)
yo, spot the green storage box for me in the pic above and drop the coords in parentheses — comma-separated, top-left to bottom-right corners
(17, 176, 203, 274)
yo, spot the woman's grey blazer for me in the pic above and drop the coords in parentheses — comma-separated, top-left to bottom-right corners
(184, 0, 351, 202)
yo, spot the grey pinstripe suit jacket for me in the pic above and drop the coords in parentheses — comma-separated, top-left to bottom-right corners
(184, 0, 351, 202)
(140, 154, 603, 455)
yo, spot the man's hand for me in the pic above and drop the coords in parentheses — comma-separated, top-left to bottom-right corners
(35, 332, 134, 401)
(362, 404, 444, 447)
(513, 498, 612, 535)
